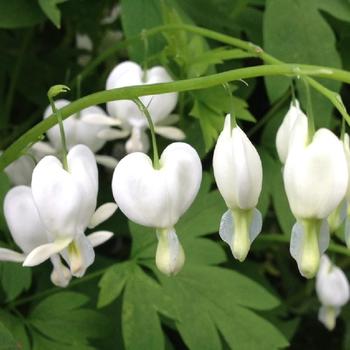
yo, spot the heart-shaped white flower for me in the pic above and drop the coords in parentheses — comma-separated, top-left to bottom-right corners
(112, 142, 202, 274)
(284, 128, 348, 278)
(100, 61, 184, 153)
(22, 145, 116, 278)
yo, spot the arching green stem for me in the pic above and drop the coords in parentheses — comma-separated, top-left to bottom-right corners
(1, 63, 350, 171)
(133, 98, 160, 169)
(47, 85, 70, 170)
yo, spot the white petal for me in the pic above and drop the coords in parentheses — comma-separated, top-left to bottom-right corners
(284, 129, 348, 219)
(31, 141, 56, 156)
(275, 100, 307, 164)
(50, 254, 72, 288)
(87, 231, 114, 247)
(67, 145, 98, 231)
(23, 237, 72, 267)
(219, 210, 233, 246)
(62, 234, 95, 277)
(5, 155, 35, 186)
(4, 186, 48, 254)
(31, 156, 83, 239)
(125, 128, 150, 153)
(155, 126, 185, 140)
(112, 142, 202, 228)
(76, 33, 93, 51)
(43, 99, 78, 150)
(0, 248, 25, 262)
(97, 128, 130, 141)
(95, 155, 118, 169)
(82, 114, 121, 126)
(213, 115, 262, 210)
(318, 305, 339, 331)
(106, 61, 178, 126)
(156, 228, 185, 276)
(88, 202, 118, 228)
(316, 255, 350, 307)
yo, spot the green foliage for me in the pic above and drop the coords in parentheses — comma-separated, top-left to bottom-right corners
(1, 0, 350, 349)
(264, 0, 342, 127)
(0, 263, 31, 302)
(29, 292, 111, 348)
(0, 322, 18, 350)
(38, 0, 66, 28)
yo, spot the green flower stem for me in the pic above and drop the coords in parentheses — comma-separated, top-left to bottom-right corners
(47, 84, 70, 170)
(302, 78, 315, 143)
(133, 98, 160, 169)
(48, 94, 68, 170)
(1, 63, 349, 171)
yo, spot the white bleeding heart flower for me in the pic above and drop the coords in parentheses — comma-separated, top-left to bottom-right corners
(39, 99, 118, 168)
(276, 99, 307, 164)
(1, 186, 71, 287)
(99, 61, 184, 153)
(112, 142, 202, 275)
(213, 115, 263, 262)
(22, 145, 116, 278)
(3, 154, 35, 186)
(284, 128, 348, 278)
(316, 255, 350, 330)
(76, 33, 93, 66)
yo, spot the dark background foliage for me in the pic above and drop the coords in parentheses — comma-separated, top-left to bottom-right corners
(1, 0, 350, 349)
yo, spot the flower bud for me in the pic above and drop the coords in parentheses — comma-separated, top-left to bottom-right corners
(276, 99, 307, 164)
(213, 115, 263, 261)
(316, 255, 350, 330)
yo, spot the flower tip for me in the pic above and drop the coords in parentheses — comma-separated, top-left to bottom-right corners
(48, 84, 71, 98)
(155, 228, 185, 276)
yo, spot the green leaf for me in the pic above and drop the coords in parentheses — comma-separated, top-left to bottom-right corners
(29, 292, 111, 346)
(0, 321, 18, 350)
(0, 262, 31, 302)
(0, 310, 30, 350)
(98, 261, 135, 308)
(317, 0, 350, 23)
(120, 0, 165, 62)
(38, 0, 66, 28)
(0, 0, 44, 28)
(157, 265, 287, 350)
(263, 0, 342, 127)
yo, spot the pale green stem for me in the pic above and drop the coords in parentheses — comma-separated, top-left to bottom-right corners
(132, 98, 160, 169)
(302, 79, 315, 143)
(2, 62, 349, 171)
(48, 95, 68, 170)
